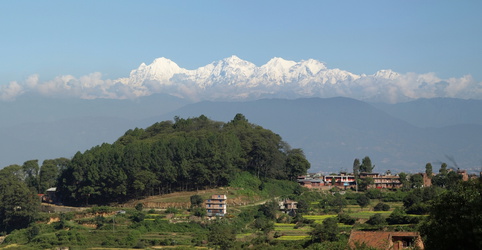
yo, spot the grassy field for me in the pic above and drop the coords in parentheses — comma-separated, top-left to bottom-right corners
(273, 223, 311, 241)
(302, 214, 337, 224)
(129, 187, 264, 208)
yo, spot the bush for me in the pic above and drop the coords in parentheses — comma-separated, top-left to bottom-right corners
(135, 203, 144, 211)
(405, 203, 430, 215)
(165, 207, 178, 214)
(366, 213, 386, 226)
(366, 189, 383, 199)
(337, 213, 356, 225)
(356, 194, 371, 208)
(382, 190, 407, 202)
(386, 208, 415, 225)
(373, 202, 390, 211)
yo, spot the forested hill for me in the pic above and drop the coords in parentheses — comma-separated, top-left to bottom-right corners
(57, 114, 310, 206)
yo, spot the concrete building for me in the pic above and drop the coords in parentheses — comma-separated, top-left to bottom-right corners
(206, 194, 227, 217)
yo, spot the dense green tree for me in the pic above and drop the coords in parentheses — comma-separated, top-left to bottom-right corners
(326, 193, 347, 213)
(337, 213, 356, 225)
(208, 222, 236, 249)
(439, 163, 448, 175)
(425, 163, 433, 178)
(360, 156, 374, 173)
(373, 202, 390, 211)
(356, 194, 370, 208)
(398, 172, 410, 191)
(402, 187, 438, 214)
(23, 160, 40, 193)
(0, 167, 39, 233)
(420, 179, 482, 250)
(285, 149, 310, 181)
(39, 160, 60, 193)
(258, 200, 279, 220)
(57, 114, 310, 206)
(296, 199, 309, 214)
(358, 177, 374, 191)
(353, 158, 360, 177)
(366, 213, 386, 227)
(310, 217, 339, 242)
(410, 174, 424, 189)
(386, 208, 413, 225)
(190, 195, 204, 208)
(446, 171, 463, 190)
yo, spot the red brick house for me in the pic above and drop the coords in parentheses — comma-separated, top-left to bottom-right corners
(348, 231, 424, 250)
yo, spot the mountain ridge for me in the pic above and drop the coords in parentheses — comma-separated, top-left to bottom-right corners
(1, 96, 482, 173)
(2, 56, 480, 102)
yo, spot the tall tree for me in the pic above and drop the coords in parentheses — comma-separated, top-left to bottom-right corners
(310, 217, 339, 242)
(425, 163, 433, 178)
(360, 156, 374, 173)
(420, 179, 482, 249)
(353, 158, 361, 192)
(353, 158, 360, 177)
(285, 149, 310, 181)
(410, 174, 424, 189)
(22, 160, 40, 193)
(208, 222, 236, 249)
(39, 160, 60, 193)
(0, 167, 39, 233)
(399, 172, 410, 191)
(433, 163, 449, 188)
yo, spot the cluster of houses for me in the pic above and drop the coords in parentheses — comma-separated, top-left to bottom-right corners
(203, 194, 425, 249)
(297, 169, 479, 190)
(297, 172, 403, 190)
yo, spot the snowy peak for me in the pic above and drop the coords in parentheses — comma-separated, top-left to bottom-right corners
(127, 57, 185, 85)
(263, 57, 297, 70)
(374, 69, 400, 79)
(121, 55, 364, 89)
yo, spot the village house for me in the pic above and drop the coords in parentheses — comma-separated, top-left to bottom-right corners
(298, 172, 404, 190)
(297, 175, 325, 189)
(278, 199, 298, 215)
(359, 172, 403, 189)
(205, 194, 227, 217)
(348, 231, 424, 250)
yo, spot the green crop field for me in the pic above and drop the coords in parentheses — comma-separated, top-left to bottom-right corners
(302, 214, 337, 224)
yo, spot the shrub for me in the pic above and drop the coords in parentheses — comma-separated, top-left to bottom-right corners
(366, 189, 383, 199)
(337, 213, 356, 225)
(135, 203, 144, 211)
(386, 208, 414, 225)
(373, 202, 390, 211)
(165, 207, 178, 214)
(366, 213, 386, 226)
(356, 194, 371, 208)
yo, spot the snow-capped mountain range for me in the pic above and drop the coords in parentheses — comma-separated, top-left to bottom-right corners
(2, 56, 480, 103)
(114, 55, 479, 103)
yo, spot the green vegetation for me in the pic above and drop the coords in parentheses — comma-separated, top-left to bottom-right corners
(57, 114, 310, 206)
(0, 113, 481, 249)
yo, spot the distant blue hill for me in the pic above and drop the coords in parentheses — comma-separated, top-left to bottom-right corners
(152, 97, 482, 173)
(1, 95, 481, 174)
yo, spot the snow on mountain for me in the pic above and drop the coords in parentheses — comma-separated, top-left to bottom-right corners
(3, 56, 479, 103)
(122, 57, 186, 86)
(373, 69, 401, 80)
(108, 56, 480, 103)
(119, 56, 360, 90)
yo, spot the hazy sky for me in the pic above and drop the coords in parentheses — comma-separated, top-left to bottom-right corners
(1, 1, 481, 85)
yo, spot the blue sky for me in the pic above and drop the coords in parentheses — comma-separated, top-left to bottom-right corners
(1, 0, 481, 85)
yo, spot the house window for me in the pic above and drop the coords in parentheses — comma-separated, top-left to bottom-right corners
(220, 204, 223, 207)
(208, 210, 211, 213)
(208, 204, 211, 207)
